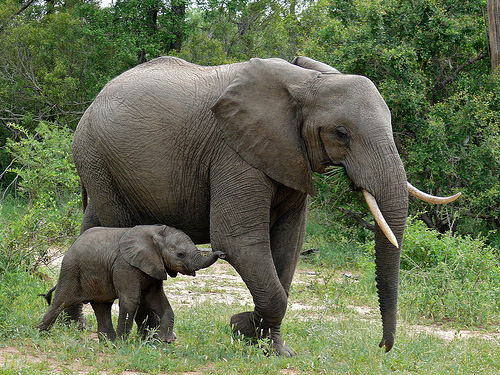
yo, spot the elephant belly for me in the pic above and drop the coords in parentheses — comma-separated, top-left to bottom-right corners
(79, 277, 117, 303)
(114, 169, 213, 244)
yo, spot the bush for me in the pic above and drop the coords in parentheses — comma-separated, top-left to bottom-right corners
(0, 123, 81, 273)
(307, 216, 500, 327)
(399, 218, 500, 327)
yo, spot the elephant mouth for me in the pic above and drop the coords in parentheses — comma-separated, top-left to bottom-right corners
(318, 158, 461, 248)
(321, 154, 343, 167)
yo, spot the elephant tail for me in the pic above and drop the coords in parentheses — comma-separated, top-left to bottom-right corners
(39, 285, 56, 305)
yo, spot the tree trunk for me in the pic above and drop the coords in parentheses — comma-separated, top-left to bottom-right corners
(488, 0, 500, 73)
(145, 2, 159, 36)
(168, 0, 186, 52)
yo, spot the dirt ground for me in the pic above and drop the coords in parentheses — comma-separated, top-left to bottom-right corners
(1, 248, 499, 374)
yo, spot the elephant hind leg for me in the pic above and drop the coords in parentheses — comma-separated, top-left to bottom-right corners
(76, 154, 136, 228)
(59, 303, 87, 330)
(38, 304, 63, 331)
(80, 200, 102, 234)
(134, 303, 160, 340)
(91, 301, 116, 342)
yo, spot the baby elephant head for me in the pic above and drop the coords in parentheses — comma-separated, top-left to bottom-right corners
(119, 225, 225, 279)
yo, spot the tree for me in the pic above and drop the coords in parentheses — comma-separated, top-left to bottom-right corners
(0, 1, 137, 187)
(299, 0, 499, 240)
(488, 0, 500, 73)
(0, 0, 36, 35)
(178, 0, 308, 64)
(111, 0, 188, 63)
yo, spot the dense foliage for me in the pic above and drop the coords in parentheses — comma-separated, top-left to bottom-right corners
(0, 0, 498, 249)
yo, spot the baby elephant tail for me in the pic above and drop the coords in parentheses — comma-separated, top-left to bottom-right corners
(38, 286, 56, 305)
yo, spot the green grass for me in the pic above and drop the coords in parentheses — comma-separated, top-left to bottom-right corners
(2, 258, 500, 374)
(3, 300, 500, 374)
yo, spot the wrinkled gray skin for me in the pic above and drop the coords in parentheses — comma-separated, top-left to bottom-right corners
(37, 225, 224, 342)
(72, 56, 408, 355)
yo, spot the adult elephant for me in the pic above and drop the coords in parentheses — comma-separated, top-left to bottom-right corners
(72, 56, 459, 355)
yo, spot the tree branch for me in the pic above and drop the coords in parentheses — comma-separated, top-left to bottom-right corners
(433, 50, 489, 91)
(0, 0, 36, 35)
(338, 207, 375, 231)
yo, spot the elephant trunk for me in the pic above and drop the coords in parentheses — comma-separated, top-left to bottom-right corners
(346, 141, 408, 352)
(189, 251, 226, 275)
(369, 158, 408, 352)
(372, 191, 407, 352)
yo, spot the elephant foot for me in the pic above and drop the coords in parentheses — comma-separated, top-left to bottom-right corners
(135, 306, 161, 340)
(163, 331, 177, 344)
(37, 320, 50, 332)
(230, 312, 295, 357)
(269, 326, 296, 357)
(230, 311, 269, 339)
(97, 330, 117, 343)
(155, 326, 177, 343)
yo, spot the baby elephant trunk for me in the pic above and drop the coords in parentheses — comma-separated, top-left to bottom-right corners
(189, 251, 226, 275)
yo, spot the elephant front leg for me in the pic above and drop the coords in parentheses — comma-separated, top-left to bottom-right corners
(270, 193, 308, 296)
(142, 283, 176, 343)
(211, 214, 293, 355)
(227, 257, 293, 357)
(116, 296, 140, 340)
(210, 164, 294, 356)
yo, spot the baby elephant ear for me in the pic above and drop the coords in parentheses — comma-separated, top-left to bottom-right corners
(119, 225, 168, 280)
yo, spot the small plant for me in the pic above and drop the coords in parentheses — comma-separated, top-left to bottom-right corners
(0, 122, 81, 274)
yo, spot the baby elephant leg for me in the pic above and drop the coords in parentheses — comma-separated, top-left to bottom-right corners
(38, 287, 77, 332)
(38, 303, 64, 331)
(116, 295, 140, 340)
(61, 304, 87, 330)
(134, 303, 160, 340)
(90, 301, 116, 342)
(143, 283, 176, 343)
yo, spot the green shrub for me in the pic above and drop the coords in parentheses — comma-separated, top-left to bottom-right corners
(0, 123, 81, 273)
(307, 216, 500, 327)
(5, 122, 80, 205)
(399, 218, 500, 327)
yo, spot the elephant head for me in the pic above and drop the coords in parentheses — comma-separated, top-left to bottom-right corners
(119, 225, 225, 279)
(212, 56, 459, 352)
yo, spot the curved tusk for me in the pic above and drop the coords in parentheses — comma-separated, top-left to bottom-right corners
(362, 189, 399, 248)
(407, 182, 461, 204)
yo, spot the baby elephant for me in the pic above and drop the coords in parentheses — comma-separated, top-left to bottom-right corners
(38, 225, 225, 342)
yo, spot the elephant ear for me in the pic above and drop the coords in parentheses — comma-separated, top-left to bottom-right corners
(292, 56, 341, 74)
(212, 58, 320, 195)
(119, 225, 169, 280)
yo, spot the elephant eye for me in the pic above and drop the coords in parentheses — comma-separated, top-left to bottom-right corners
(335, 126, 349, 143)
(177, 252, 186, 258)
